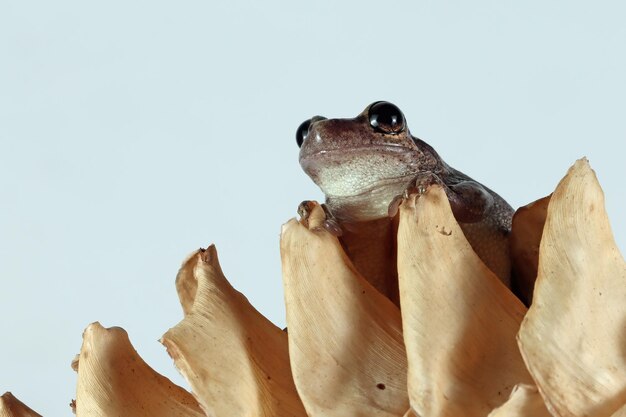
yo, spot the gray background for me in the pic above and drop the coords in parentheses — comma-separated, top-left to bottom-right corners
(1, 1, 624, 415)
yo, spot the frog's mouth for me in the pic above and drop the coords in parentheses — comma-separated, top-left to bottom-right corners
(299, 145, 420, 198)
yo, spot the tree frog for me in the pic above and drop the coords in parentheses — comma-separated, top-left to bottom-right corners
(296, 101, 513, 304)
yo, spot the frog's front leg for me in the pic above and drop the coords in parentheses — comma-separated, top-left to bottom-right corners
(388, 172, 494, 224)
(446, 179, 495, 223)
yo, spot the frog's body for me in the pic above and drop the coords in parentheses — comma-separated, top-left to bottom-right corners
(297, 102, 513, 303)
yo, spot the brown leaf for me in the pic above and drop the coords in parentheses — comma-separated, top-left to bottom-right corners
(397, 186, 533, 417)
(161, 245, 306, 417)
(0, 392, 42, 417)
(487, 384, 551, 417)
(509, 195, 551, 305)
(74, 322, 204, 417)
(281, 202, 409, 416)
(518, 158, 626, 417)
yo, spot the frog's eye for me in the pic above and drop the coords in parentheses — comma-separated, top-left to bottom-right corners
(296, 119, 312, 148)
(296, 116, 326, 147)
(368, 101, 406, 134)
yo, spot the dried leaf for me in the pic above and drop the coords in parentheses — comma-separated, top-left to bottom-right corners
(280, 202, 409, 416)
(0, 393, 42, 417)
(486, 384, 551, 417)
(611, 404, 626, 417)
(338, 217, 400, 305)
(74, 322, 204, 417)
(161, 245, 306, 417)
(397, 186, 533, 417)
(509, 195, 551, 305)
(518, 158, 626, 417)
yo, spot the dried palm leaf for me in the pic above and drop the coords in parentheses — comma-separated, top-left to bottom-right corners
(74, 322, 204, 417)
(0, 393, 42, 417)
(397, 186, 534, 417)
(518, 159, 626, 416)
(161, 245, 306, 417)
(509, 195, 551, 305)
(280, 202, 409, 416)
(486, 384, 551, 417)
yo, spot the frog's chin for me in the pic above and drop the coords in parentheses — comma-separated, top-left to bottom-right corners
(300, 147, 419, 193)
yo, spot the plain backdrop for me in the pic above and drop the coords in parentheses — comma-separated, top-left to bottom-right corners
(1, 1, 624, 414)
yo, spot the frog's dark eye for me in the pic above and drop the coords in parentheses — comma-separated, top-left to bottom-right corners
(368, 101, 405, 134)
(296, 119, 311, 148)
(296, 116, 327, 147)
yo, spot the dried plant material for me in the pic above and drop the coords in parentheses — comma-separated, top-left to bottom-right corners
(611, 405, 626, 417)
(74, 322, 204, 417)
(7, 157, 623, 416)
(174, 249, 202, 315)
(0, 393, 42, 417)
(161, 245, 306, 417)
(517, 159, 626, 416)
(281, 202, 409, 417)
(338, 217, 400, 306)
(509, 195, 551, 305)
(486, 384, 551, 417)
(396, 186, 533, 417)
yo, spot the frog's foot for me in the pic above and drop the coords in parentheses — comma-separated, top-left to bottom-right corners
(297, 200, 316, 221)
(387, 171, 445, 218)
(297, 200, 343, 236)
(387, 172, 495, 224)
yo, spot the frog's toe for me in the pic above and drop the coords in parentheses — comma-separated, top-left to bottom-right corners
(387, 194, 405, 218)
(297, 200, 317, 222)
(322, 218, 343, 236)
(413, 171, 445, 193)
(320, 204, 343, 236)
(387, 172, 443, 218)
(298, 201, 343, 236)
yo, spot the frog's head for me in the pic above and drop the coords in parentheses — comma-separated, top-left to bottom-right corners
(296, 101, 440, 220)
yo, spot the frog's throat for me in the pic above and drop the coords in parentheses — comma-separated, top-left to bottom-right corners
(324, 177, 415, 222)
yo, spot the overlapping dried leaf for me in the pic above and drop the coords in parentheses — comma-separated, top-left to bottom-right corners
(74, 322, 204, 417)
(397, 186, 537, 417)
(5, 158, 623, 417)
(509, 195, 550, 305)
(0, 393, 42, 417)
(517, 159, 626, 416)
(486, 385, 551, 417)
(161, 245, 306, 417)
(280, 203, 409, 416)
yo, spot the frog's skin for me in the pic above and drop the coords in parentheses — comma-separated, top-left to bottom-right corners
(296, 101, 513, 303)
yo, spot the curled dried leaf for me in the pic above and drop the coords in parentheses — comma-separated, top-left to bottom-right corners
(397, 186, 533, 417)
(161, 245, 306, 417)
(281, 202, 409, 416)
(518, 159, 626, 416)
(174, 250, 202, 315)
(0, 393, 42, 417)
(74, 322, 204, 417)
